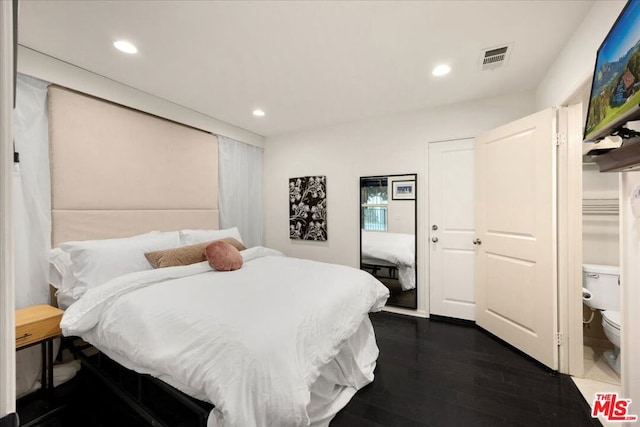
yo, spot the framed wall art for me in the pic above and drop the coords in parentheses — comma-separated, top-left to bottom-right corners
(289, 176, 327, 241)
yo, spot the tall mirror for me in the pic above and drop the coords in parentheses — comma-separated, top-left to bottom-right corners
(360, 174, 417, 309)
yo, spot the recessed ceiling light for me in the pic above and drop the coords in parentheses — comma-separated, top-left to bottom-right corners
(252, 109, 265, 117)
(432, 64, 451, 77)
(113, 40, 138, 54)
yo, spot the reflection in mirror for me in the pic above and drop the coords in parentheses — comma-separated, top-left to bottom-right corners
(360, 174, 417, 309)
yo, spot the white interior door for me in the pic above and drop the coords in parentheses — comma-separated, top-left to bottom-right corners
(475, 108, 558, 370)
(0, 0, 17, 417)
(429, 139, 476, 320)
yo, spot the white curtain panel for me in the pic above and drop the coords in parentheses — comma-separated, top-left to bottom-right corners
(217, 135, 264, 247)
(14, 74, 51, 396)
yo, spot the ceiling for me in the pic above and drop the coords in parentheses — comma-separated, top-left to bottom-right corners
(18, 1, 594, 137)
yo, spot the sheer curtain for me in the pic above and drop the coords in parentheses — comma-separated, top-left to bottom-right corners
(13, 74, 51, 396)
(217, 135, 264, 247)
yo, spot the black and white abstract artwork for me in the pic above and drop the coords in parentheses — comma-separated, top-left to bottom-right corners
(289, 176, 327, 241)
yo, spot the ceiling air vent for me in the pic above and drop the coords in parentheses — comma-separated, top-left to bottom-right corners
(480, 44, 511, 71)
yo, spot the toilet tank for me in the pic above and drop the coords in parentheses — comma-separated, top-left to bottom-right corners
(583, 264, 620, 311)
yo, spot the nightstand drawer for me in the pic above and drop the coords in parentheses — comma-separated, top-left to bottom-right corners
(15, 305, 63, 349)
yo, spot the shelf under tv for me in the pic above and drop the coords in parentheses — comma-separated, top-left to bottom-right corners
(590, 135, 640, 172)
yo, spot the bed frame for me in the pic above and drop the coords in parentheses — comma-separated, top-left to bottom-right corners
(48, 86, 221, 425)
(360, 261, 398, 280)
(65, 338, 213, 427)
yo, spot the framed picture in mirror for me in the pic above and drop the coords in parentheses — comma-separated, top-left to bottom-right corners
(392, 180, 415, 200)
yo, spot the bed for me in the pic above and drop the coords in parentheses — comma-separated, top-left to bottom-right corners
(56, 234, 389, 426)
(360, 230, 416, 291)
(48, 86, 389, 426)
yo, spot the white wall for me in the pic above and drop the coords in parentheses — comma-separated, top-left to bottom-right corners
(17, 47, 265, 148)
(264, 91, 536, 316)
(536, 0, 626, 108)
(582, 163, 620, 347)
(582, 163, 619, 266)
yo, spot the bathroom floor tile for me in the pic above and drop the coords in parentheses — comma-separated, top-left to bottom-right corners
(583, 345, 596, 361)
(572, 376, 622, 427)
(583, 346, 620, 385)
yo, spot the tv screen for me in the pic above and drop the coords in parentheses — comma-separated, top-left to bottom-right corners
(584, 0, 640, 142)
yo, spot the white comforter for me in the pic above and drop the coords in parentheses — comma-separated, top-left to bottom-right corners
(361, 231, 416, 290)
(61, 247, 389, 427)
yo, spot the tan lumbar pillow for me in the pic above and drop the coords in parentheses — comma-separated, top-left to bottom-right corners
(145, 237, 246, 268)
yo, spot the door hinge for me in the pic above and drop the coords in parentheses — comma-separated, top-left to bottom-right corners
(553, 133, 566, 146)
(556, 332, 563, 346)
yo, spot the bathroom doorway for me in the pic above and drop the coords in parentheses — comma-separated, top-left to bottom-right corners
(559, 93, 625, 424)
(580, 160, 621, 388)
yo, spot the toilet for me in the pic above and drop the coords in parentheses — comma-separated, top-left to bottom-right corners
(582, 264, 621, 375)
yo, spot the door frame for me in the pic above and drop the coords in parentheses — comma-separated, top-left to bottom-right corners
(557, 104, 584, 377)
(0, 0, 16, 417)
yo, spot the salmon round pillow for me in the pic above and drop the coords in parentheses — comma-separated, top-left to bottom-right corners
(205, 240, 243, 271)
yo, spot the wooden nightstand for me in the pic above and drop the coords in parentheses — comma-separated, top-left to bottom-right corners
(15, 304, 64, 391)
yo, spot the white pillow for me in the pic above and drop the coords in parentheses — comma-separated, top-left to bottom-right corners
(50, 248, 82, 309)
(50, 248, 73, 288)
(179, 227, 244, 246)
(60, 231, 180, 292)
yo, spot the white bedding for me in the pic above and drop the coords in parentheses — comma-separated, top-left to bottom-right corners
(61, 247, 389, 427)
(361, 231, 416, 290)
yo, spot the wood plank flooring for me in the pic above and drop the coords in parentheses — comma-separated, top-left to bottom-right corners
(18, 312, 599, 427)
(332, 312, 600, 427)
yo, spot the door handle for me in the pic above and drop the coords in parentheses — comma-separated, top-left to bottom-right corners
(473, 238, 482, 245)
(432, 237, 439, 243)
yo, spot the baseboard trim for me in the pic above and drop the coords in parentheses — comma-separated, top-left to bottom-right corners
(381, 306, 428, 318)
(429, 314, 476, 327)
(0, 413, 19, 427)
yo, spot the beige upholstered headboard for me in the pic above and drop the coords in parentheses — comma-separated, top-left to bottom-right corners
(48, 86, 219, 246)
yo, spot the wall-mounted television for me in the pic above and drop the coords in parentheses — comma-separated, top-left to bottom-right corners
(584, 0, 640, 143)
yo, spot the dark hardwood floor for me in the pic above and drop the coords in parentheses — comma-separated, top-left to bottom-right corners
(332, 312, 599, 427)
(18, 312, 599, 427)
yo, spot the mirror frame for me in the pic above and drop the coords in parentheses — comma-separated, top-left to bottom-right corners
(359, 173, 417, 309)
